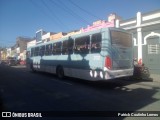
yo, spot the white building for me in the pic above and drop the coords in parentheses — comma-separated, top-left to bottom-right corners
(6, 48, 12, 58)
(116, 9, 160, 74)
(27, 40, 36, 48)
(42, 32, 55, 43)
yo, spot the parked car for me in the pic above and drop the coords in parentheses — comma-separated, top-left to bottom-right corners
(7, 58, 17, 66)
(0, 60, 7, 65)
(20, 60, 26, 65)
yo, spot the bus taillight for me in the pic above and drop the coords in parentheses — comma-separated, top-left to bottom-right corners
(105, 56, 112, 69)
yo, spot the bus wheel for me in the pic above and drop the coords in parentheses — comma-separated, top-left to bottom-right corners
(57, 66, 64, 79)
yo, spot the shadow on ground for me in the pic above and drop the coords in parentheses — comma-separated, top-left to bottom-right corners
(0, 65, 159, 120)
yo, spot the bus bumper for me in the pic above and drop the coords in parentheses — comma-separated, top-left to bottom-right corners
(104, 68, 134, 80)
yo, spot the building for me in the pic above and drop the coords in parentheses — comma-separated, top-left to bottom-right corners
(63, 30, 81, 38)
(36, 29, 47, 44)
(42, 32, 55, 42)
(81, 19, 115, 33)
(50, 32, 67, 41)
(0, 48, 7, 60)
(116, 9, 160, 74)
(6, 48, 12, 58)
(15, 37, 32, 60)
(27, 39, 36, 48)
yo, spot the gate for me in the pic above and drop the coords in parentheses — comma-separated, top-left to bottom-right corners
(143, 36, 160, 74)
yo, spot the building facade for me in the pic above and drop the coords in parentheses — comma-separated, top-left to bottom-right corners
(42, 32, 55, 42)
(15, 37, 32, 60)
(116, 9, 160, 74)
(36, 29, 47, 44)
(50, 32, 67, 41)
(0, 48, 7, 60)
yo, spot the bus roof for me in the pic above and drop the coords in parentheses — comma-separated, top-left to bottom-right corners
(27, 27, 128, 49)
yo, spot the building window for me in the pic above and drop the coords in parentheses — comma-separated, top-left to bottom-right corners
(74, 36, 90, 54)
(36, 31, 42, 42)
(148, 44, 159, 54)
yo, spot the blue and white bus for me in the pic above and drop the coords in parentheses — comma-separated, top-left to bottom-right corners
(26, 27, 133, 81)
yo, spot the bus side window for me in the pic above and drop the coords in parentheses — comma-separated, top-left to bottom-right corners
(45, 44, 49, 56)
(53, 42, 62, 55)
(62, 38, 74, 55)
(68, 38, 74, 54)
(31, 48, 34, 57)
(48, 44, 52, 55)
(39, 45, 45, 56)
(45, 44, 52, 56)
(62, 40, 68, 55)
(26, 51, 30, 58)
(75, 36, 90, 54)
(52, 43, 56, 55)
(34, 47, 39, 56)
(91, 33, 102, 53)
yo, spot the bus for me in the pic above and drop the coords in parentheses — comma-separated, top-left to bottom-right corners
(26, 27, 133, 81)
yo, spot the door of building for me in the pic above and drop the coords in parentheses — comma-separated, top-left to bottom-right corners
(146, 36, 160, 74)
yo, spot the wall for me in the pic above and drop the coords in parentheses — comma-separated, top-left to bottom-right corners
(50, 32, 67, 41)
(117, 9, 160, 74)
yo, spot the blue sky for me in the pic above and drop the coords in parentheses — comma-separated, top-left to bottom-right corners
(0, 0, 160, 47)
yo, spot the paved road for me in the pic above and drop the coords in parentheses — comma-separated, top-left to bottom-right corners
(0, 64, 160, 120)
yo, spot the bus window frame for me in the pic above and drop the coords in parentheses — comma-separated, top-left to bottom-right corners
(110, 30, 132, 47)
(74, 35, 90, 54)
(91, 33, 102, 53)
(53, 42, 62, 55)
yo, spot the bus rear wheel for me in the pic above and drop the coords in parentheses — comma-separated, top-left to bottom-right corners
(56, 66, 64, 79)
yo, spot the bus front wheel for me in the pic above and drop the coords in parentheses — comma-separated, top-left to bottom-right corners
(56, 66, 64, 79)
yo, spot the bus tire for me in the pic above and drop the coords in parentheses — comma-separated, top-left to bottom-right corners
(56, 66, 64, 79)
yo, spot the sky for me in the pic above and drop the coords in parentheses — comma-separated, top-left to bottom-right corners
(0, 0, 160, 47)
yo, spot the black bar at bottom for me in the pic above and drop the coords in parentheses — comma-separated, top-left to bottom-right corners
(41, 111, 160, 117)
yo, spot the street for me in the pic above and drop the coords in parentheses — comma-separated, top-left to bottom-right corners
(0, 64, 160, 120)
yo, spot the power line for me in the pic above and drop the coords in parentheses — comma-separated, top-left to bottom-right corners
(68, 0, 101, 20)
(30, 0, 68, 31)
(30, 0, 52, 22)
(49, 0, 85, 30)
(41, 0, 70, 31)
(52, 0, 90, 25)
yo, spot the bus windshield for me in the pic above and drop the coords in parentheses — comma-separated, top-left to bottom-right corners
(110, 30, 133, 70)
(110, 30, 132, 47)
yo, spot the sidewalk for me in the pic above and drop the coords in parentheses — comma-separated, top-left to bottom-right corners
(150, 74, 160, 82)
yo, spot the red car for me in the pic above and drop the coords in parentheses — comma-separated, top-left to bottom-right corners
(20, 60, 26, 65)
